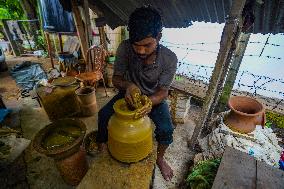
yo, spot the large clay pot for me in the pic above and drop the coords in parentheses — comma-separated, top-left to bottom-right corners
(33, 118, 88, 185)
(75, 87, 97, 116)
(225, 96, 266, 133)
(55, 146, 88, 186)
(108, 99, 153, 163)
(36, 77, 80, 120)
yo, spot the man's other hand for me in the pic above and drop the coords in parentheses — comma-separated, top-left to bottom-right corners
(134, 95, 152, 119)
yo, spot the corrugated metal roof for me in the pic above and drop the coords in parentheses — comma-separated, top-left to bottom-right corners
(63, 0, 284, 34)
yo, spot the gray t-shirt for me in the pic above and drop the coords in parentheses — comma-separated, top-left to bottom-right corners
(114, 40, 177, 96)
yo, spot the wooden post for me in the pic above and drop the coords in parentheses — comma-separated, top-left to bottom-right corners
(216, 33, 251, 112)
(98, 26, 108, 50)
(58, 33, 63, 53)
(45, 32, 54, 68)
(2, 20, 20, 56)
(83, 0, 93, 47)
(71, 0, 88, 62)
(189, 0, 247, 149)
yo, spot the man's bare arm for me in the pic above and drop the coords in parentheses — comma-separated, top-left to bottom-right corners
(149, 87, 168, 106)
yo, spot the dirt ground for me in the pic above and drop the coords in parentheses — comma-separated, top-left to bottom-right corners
(0, 56, 199, 188)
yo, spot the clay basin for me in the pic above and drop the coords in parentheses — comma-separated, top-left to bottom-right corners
(33, 118, 86, 160)
(225, 96, 265, 133)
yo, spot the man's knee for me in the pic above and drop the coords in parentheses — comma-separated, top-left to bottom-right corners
(155, 121, 174, 145)
(98, 99, 116, 120)
(98, 106, 107, 118)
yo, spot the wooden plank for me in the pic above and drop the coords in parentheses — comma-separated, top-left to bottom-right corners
(2, 20, 20, 56)
(171, 79, 206, 99)
(71, 0, 88, 62)
(256, 160, 284, 189)
(98, 26, 108, 50)
(44, 32, 54, 68)
(83, 0, 93, 47)
(63, 36, 80, 54)
(212, 147, 257, 189)
(190, 0, 247, 148)
(58, 33, 63, 53)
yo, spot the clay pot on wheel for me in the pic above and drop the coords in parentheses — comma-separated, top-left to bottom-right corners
(108, 99, 153, 163)
(225, 96, 266, 133)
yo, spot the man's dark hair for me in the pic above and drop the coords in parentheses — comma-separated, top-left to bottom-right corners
(128, 6, 162, 43)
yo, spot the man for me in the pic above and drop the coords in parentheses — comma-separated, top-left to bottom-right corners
(96, 6, 177, 181)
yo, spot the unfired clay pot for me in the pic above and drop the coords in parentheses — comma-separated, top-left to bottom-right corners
(225, 96, 266, 133)
(108, 99, 153, 163)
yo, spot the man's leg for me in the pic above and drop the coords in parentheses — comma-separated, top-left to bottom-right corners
(149, 101, 174, 181)
(96, 92, 124, 151)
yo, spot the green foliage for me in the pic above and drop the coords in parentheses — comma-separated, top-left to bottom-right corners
(34, 29, 47, 51)
(265, 121, 272, 128)
(266, 111, 284, 129)
(186, 158, 221, 189)
(0, 0, 25, 20)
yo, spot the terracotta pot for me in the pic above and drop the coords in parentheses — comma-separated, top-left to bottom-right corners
(225, 96, 266, 133)
(33, 118, 86, 159)
(55, 146, 88, 186)
(108, 99, 153, 163)
(33, 119, 88, 185)
(75, 87, 97, 116)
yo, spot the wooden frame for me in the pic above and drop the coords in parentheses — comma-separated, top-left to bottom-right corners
(190, 0, 247, 149)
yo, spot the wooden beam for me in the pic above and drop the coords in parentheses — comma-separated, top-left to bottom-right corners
(1, 20, 20, 56)
(216, 32, 251, 112)
(256, 159, 284, 188)
(58, 33, 63, 53)
(189, 0, 247, 149)
(88, 1, 104, 17)
(71, 0, 88, 62)
(212, 147, 257, 189)
(44, 32, 54, 68)
(83, 0, 93, 47)
(98, 26, 108, 50)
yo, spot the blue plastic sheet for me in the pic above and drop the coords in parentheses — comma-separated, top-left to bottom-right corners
(10, 61, 47, 94)
(0, 109, 11, 123)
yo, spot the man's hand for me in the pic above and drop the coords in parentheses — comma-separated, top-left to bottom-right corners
(125, 84, 141, 109)
(149, 87, 168, 106)
(134, 95, 152, 119)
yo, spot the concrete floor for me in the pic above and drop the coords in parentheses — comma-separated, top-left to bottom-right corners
(1, 56, 199, 189)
